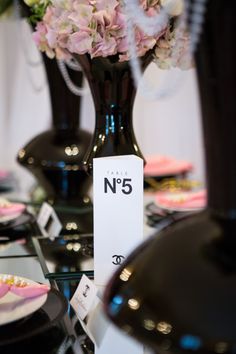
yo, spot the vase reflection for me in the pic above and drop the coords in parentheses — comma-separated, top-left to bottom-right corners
(17, 55, 92, 208)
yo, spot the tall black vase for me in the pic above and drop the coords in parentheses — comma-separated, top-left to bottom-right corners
(17, 55, 92, 207)
(104, 1, 236, 353)
(75, 54, 152, 174)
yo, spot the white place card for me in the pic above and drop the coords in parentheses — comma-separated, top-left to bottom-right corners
(70, 276, 109, 347)
(93, 155, 144, 286)
(70, 275, 98, 321)
(93, 155, 144, 354)
(37, 202, 62, 237)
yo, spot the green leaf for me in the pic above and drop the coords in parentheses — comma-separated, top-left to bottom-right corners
(28, 1, 50, 24)
(0, 0, 13, 16)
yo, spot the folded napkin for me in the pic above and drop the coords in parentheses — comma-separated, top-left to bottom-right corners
(0, 198, 26, 217)
(10, 284, 50, 298)
(155, 189, 207, 210)
(0, 283, 9, 298)
(0, 275, 50, 299)
(144, 155, 193, 177)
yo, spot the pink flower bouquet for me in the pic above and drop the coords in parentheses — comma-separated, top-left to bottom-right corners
(33, 0, 191, 69)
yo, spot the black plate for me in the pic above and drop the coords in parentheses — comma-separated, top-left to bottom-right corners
(0, 287, 68, 354)
(0, 213, 37, 241)
(0, 177, 15, 193)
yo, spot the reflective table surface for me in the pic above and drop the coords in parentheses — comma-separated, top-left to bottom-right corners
(0, 179, 194, 354)
(0, 220, 94, 354)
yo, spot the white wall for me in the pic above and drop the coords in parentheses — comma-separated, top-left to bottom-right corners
(0, 18, 50, 190)
(0, 17, 205, 192)
(134, 63, 205, 181)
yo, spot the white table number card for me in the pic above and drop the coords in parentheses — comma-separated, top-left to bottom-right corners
(93, 155, 144, 354)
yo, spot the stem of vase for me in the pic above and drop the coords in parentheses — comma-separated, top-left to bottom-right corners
(42, 54, 82, 133)
(76, 54, 151, 174)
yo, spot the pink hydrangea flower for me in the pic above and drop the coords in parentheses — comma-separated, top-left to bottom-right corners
(32, 0, 191, 68)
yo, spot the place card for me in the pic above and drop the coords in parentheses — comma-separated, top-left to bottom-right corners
(70, 274, 98, 321)
(93, 155, 144, 354)
(37, 202, 62, 237)
(93, 155, 144, 286)
(70, 275, 109, 347)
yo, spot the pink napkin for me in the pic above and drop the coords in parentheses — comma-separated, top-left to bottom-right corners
(155, 189, 207, 210)
(0, 282, 50, 299)
(0, 202, 26, 217)
(144, 155, 193, 177)
(10, 284, 50, 298)
(0, 283, 10, 298)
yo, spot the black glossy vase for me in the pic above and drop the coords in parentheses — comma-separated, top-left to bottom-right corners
(104, 1, 236, 353)
(76, 54, 151, 174)
(17, 55, 92, 207)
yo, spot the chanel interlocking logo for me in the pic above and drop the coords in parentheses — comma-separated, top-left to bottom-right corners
(83, 285, 90, 298)
(112, 255, 125, 265)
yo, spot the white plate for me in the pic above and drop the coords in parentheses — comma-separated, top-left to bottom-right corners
(0, 274, 48, 326)
(155, 201, 204, 213)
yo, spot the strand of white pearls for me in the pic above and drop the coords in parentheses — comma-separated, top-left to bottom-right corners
(56, 60, 89, 96)
(64, 58, 82, 72)
(124, 0, 208, 100)
(124, 0, 169, 36)
(13, 0, 46, 93)
(188, 0, 208, 53)
(13, 0, 86, 95)
(125, 2, 186, 99)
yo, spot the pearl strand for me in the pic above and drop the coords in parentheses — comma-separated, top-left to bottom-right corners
(188, 0, 208, 53)
(13, 0, 46, 93)
(124, 0, 169, 36)
(125, 0, 208, 100)
(125, 5, 186, 100)
(65, 58, 82, 72)
(56, 60, 89, 96)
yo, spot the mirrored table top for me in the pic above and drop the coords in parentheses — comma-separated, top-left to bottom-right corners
(0, 180, 185, 354)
